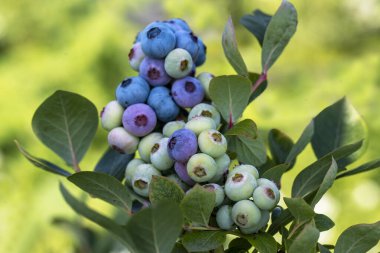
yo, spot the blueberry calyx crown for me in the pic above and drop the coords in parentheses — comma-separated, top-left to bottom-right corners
(134, 115, 148, 127)
(212, 132, 222, 142)
(148, 68, 160, 80)
(185, 81, 195, 92)
(194, 166, 206, 177)
(151, 143, 160, 153)
(232, 173, 244, 183)
(147, 27, 161, 39)
(121, 78, 132, 87)
(180, 60, 189, 71)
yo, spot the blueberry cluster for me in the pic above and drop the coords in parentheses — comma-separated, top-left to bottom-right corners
(100, 18, 214, 154)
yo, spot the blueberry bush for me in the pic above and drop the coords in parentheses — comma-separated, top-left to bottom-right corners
(15, 1, 380, 252)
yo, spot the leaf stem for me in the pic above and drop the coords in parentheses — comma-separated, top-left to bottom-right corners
(184, 225, 221, 231)
(251, 72, 267, 94)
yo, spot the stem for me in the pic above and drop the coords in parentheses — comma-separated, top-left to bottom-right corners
(251, 72, 267, 94)
(184, 225, 221, 231)
(73, 163, 81, 173)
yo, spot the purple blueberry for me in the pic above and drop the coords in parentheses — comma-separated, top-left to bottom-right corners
(140, 22, 176, 58)
(175, 31, 200, 60)
(171, 77, 205, 108)
(147, 86, 180, 122)
(139, 57, 171, 86)
(174, 162, 195, 186)
(167, 129, 198, 162)
(122, 103, 157, 137)
(115, 77, 150, 107)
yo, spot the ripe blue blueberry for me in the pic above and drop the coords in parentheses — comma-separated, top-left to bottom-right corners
(100, 100, 124, 131)
(147, 86, 180, 122)
(203, 183, 225, 207)
(188, 103, 220, 126)
(164, 18, 192, 32)
(239, 210, 270, 234)
(225, 171, 257, 201)
(198, 129, 227, 158)
(107, 127, 139, 154)
(138, 132, 163, 162)
(163, 121, 185, 137)
(252, 184, 280, 210)
(175, 31, 200, 60)
(139, 57, 171, 86)
(122, 103, 157, 137)
(164, 48, 193, 78)
(229, 164, 259, 180)
(132, 164, 161, 197)
(185, 116, 216, 136)
(167, 129, 198, 162)
(115, 77, 150, 107)
(209, 153, 230, 183)
(186, 153, 217, 183)
(216, 205, 234, 230)
(171, 77, 205, 108)
(128, 42, 145, 71)
(125, 158, 145, 186)
(150, 137, 174, 171)
(140, 22, 176, 58)
(232, 200, 261, 228)
(194, 37, 206, 66)
(271, 206, 283, 222)
(196, 72, 214, 99)
(174, 161, 195, 186)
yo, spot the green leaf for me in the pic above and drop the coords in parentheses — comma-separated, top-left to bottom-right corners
(171, 243, 188, 253)
(318, 244, 331, 253)
(261, 164, 288, 186)
(180, 185, 215, 226)
(269, 129, 294, 165)
(261, 0, 298, 72)
(292, 140, 363, 198)
(94, 148, 134, 181)
(335, 221, 380, 253)
(222, 16, 248, 77)
(337, 158, 380, 179)
(182, 231, 226, 252)
(32, 90, 98, 170)
(248, 72, 268, 102)
(311, 97, 367, 167)
(310, 158, 338, 208)
(68, 171, 133, 211)
(15, 140, 71, 177)
(227, 238, 252, 252)
(314, 214, 335, 232)
(240, 10, 272, 47)
(288, 221, 319, 253)
(268, 209, 293, 235)
(225, 119, 267, 166)
(284, 197, 315, 224)
(209, 75, 251, 125)
(285, 121, 314, 164)
(125, 201, 184, 253)
(149, 175, 185, 204)
(59, 184, 136, 251)
(246, 232, 277, 253)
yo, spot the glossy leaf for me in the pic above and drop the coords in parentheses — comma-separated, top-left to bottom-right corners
(94, 147, 134, 181)
(222, 17, 248, 77)
(284, 197, 315, 224)
(314, 214, 335, 232)
(248, 72, 268, 102)
(261, 164, 288, 186)
(286, 121, 314, 164)
(15, 140, 71, 177)
(262, 0, 298, 72)
(247, 233, 277, 253)
(180, 185, 215, 226)
(182, 231, 226, 252)
(227, 237, 252, 252)
(32, 90, 98, 169)
(225, 119, 267, 166)
(337, 158, 380, 179)
(311, 97, 367, 167)
(149, 175, 185, 204)
(335, 221, 380, 253)
(240, 10, 272, 46)
(68, 171, 134, 211)
(209, 75, 251, 125)
(125, 201, 184, 253)
(288, 221, 319, 253)
(269, 129, 294, 165)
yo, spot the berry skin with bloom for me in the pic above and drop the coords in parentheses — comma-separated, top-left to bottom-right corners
(150, 137, 174, 171)
(216, 205, 235, 230)
(164, 48, 194, 78)
(188, 103, 220, 126)
(138, 132, 163, 163)
(132, 164, 161, 197)
(175, 31, 200, 60)
(100, 100, 124, 131)
(174, 161, 196, 186)
(229, 164, 259, 180)
(128, 42, 145, 71)
(198, 129, 227, 158)
(171, 76, 205, 108)
(167, 129, 198, 163)
(125, 158, 145, 186)
(196, 72, 214, 99)
(186, 153, 217, 183)
(225, 171, 257, 201)
(115, 77, 150, 107)
(147, 86, 180, 122)
(163, 121, 185, 137)
(231, 200, 261, 228)
(184, 116, 216, 136)
(139, 57, 171, 86)
(122, 103, 157, 137)
(107, 127, 139, 154)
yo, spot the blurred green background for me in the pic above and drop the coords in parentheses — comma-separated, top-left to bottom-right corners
(0, 0, 379, 252)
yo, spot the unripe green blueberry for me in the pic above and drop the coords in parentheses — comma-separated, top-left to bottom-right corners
(198, 130, 227, 158)
(232, 200, 261, 228)
(197, 72, 214, 99)
(108, 127, 139, 154)
(167, 174, 190, 191)
(100, 101, 124, 131)
(163, 121, 185, 137)
(225, 171, 257, 201)
(216, 205, 234, 230)
(229, 164, 259, 179)
(257, 178, 281, 202)
(188, 103, 221, 126)
(132, 164, 161, 197)
(138, 132, 163, 162)
(203, 183, 225, 207)
(187, 153, 217, 182)
(150, 137, 174, 171)
(185, 116, 216, 135)
(239, 210, 270, 234)
(125, 158, 145, 186)
(209, 153, 230, 183)
(129, 42, 145, 71)
(164, 48, 193, 78)
(252, 184, 280, 210)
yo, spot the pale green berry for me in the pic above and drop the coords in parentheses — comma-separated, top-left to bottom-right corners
(252, 184, 280, 210)
(225, 171, 257, 201)
(197, 72, 214, 99)
(232, 200, 261, 228)
(209, 153, 230, 183)
(229, 164, 259, 179)
(100, 101, 124, 131)
(129, 42, 145, 71)
(164, 48, 193, 78)
(185, 116, 216, 135)
(186, 153, 217, 182)
(188, 103, 221, 126)
(108, 127, 139, 154)
(163, 120, 185, 137)
(239, 210, 270, 234)
(216, 205, 234, 230)
(138, 132, 163, 162)
(150, 137, 174, 171)
(198, 129, 227, 158)
(203, 183, 225, 207)
(132, 164, 161, 197)
(125, 158, 144, 186)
